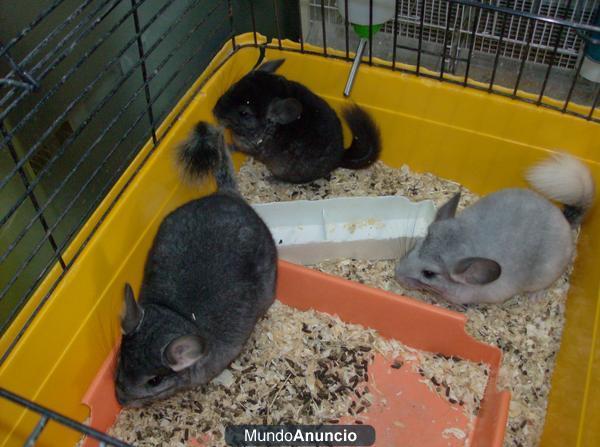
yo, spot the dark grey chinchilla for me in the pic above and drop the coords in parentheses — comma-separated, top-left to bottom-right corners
(114, 122, 277, 406)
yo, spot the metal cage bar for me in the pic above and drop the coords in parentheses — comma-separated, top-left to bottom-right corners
(0, 0, 114, 110)
(344, 0, 350, 58)
(392, 0, 401, 69)
(1, 0, 125, 121)
(130, 0, 158, 145)
(0, 0, 70, 59)
(0, 0, 181, 186)
(0, 0, 212, 253)
(320, 0, 328, 55)
(489, 8, 508, 91)
(304, 0, 600, 118)
(273, 0, 283, 49)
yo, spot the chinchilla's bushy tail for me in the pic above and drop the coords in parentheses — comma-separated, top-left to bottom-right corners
(526, 152, 595, 226)
(339, 104, 382, 170)
(176, 122, 238, 193)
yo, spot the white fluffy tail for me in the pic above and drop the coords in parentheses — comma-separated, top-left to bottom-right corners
(526, 152, 595, 225)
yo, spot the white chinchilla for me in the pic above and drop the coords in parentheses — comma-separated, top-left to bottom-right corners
(395, 152, 595, 305)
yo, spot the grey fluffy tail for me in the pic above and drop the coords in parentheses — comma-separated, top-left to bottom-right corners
(176, 122, 238, 193)
(339, 104, 382, 170)
(526, 152, 595, 226)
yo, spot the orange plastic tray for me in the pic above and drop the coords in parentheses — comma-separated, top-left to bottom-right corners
(81, 261, 510, 447)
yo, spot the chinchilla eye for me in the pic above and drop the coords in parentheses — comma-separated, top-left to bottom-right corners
(147, 375, 163, 387)
(422, 270, 437, 279)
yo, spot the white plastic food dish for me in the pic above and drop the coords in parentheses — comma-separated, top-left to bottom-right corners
(252, 196, 436, 265)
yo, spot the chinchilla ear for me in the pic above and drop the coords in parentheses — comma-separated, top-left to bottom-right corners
(267, 98, 302, 124)
(121, 283, 144, 334)
(256, 59, 285, 73)
(451, 257, 501, 285)
(163, 335, 206, 372)
(434, 192, 461, 222)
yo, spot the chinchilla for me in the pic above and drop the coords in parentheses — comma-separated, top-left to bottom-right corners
(395, 152, 595, 305)
(115, 122, 277, 406)
(213, 58, 381, 183)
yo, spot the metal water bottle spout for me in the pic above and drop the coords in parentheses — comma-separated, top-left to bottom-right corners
(344, 38, 368, 97)
(337, 0, 396, 97)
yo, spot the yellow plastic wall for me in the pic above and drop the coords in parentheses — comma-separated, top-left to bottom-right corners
(0, 34, 598, 446)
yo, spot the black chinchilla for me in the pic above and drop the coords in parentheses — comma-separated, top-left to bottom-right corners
(213, 58, 382, 183)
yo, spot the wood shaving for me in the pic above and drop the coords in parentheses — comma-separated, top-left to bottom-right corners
(418, 353, 489, 415)
(443, 427, 467, 440)
(110, 299, 486, 446)
(238, 159, 573, 447)
(238, 158, 472, 208)
(378, 337, 488, 418)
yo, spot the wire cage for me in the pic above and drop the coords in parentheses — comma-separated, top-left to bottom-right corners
(0, 0, 599, 445)
(302, 0, 600, 109)
(307, 0, 600, 69)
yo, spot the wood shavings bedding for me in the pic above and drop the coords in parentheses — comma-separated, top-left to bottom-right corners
(110, 301, 487, 446)
(237, 159, 573, 447)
